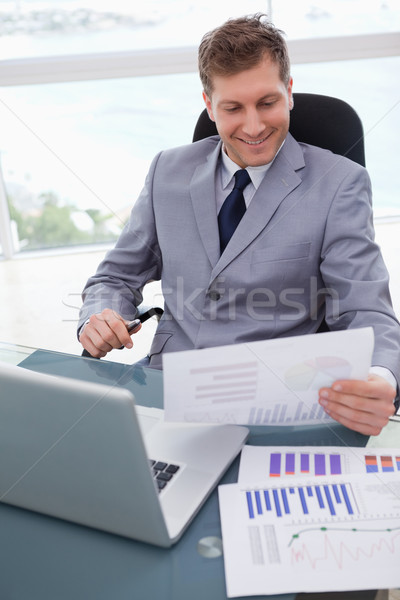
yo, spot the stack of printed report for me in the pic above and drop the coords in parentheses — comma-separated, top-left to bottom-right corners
(218, 445, 400, 597)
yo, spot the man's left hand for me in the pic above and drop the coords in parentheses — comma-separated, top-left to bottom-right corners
(318, 374, 396, 436)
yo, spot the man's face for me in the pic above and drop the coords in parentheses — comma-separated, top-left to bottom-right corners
(203, 57, 293, 168)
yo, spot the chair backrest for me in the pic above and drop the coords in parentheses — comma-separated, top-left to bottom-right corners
(192, 92, 365, 167)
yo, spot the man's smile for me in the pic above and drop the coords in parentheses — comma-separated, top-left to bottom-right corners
(239, 134, 271, 146)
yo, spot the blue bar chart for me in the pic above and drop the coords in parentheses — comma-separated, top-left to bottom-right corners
(245, 482, 357, 520)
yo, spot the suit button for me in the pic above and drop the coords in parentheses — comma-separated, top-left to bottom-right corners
(208, 290, 221, 301)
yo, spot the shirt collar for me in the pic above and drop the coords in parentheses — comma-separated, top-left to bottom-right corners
(220, 141, 284, 191)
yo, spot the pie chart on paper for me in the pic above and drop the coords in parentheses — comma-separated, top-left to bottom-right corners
(284, 356, 352, 391)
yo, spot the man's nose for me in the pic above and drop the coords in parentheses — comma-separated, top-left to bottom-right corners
(242, 109, 265, 138)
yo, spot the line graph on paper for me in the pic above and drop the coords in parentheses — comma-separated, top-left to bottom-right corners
(218, 473, 400, 596)
(288, 526, 400, 570)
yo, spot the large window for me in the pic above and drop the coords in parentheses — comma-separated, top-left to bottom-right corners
(0, 0, 397, 59)
(0, 73, 204, 251)
(0, 0, 266, 57)
(292, 55, 400, 217)
(272, 0, 399, 38)
(0, 0, 399, 256)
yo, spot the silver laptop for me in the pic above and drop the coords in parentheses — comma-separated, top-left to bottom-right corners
(0, 362, 248, 546)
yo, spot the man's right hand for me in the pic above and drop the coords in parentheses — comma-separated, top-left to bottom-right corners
(79, 308, 142, 358)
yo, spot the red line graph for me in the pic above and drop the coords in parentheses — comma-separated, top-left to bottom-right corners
(291, 530, 400, 570)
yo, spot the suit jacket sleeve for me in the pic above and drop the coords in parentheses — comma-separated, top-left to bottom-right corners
(320, 164, 400, 385)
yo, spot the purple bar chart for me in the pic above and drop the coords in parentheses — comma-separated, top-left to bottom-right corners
(268, 451, 343, 477)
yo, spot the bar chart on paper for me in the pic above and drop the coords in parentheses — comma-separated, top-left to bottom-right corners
(238, 446, 400, 484)
(163, 328, 374, 425)
(218, 473, 400, 596)
(364, 454, 400, 473)
(248, 399, 331, 425)
(237, 473, 400, 529)
(245, 481, 357, 520)
(268, 450, 343, 477)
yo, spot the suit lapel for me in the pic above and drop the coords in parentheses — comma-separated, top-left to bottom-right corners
(190, 140, 222, 267)
(211, 134, 305, 279)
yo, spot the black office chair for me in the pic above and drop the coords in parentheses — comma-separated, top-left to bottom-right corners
(82, 93, 365, 358)
(193, 92, 366, 166)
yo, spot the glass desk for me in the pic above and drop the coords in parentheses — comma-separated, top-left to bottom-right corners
(0, 342, 396, 600)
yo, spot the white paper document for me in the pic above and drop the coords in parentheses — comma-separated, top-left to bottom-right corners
(163, 327, 374, 425)
(218, 472, 400, 596)
(238, 445, 400, 483)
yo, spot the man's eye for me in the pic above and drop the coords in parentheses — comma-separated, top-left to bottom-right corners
(225, 107, 239, 112)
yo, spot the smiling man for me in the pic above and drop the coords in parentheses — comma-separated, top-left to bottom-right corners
(79, 14, 400, 436)
(202, 56, 293, 168)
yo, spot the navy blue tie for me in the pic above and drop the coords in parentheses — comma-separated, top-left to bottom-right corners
(218, 169, 251, 253)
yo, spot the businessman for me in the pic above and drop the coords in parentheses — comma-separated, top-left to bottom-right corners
(79, 14, 400, 436)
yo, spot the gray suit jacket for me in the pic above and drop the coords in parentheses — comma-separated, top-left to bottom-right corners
(79, 133, 400, 381)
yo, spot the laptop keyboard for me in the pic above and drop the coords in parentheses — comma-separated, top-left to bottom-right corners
(149, 459, 180, 493)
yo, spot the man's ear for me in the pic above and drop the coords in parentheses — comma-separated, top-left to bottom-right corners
(287, 77, 294, 111)
(202, 91, 215, 122)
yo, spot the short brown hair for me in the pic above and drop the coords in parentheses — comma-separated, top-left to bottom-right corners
(198, 13, 290, 97)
